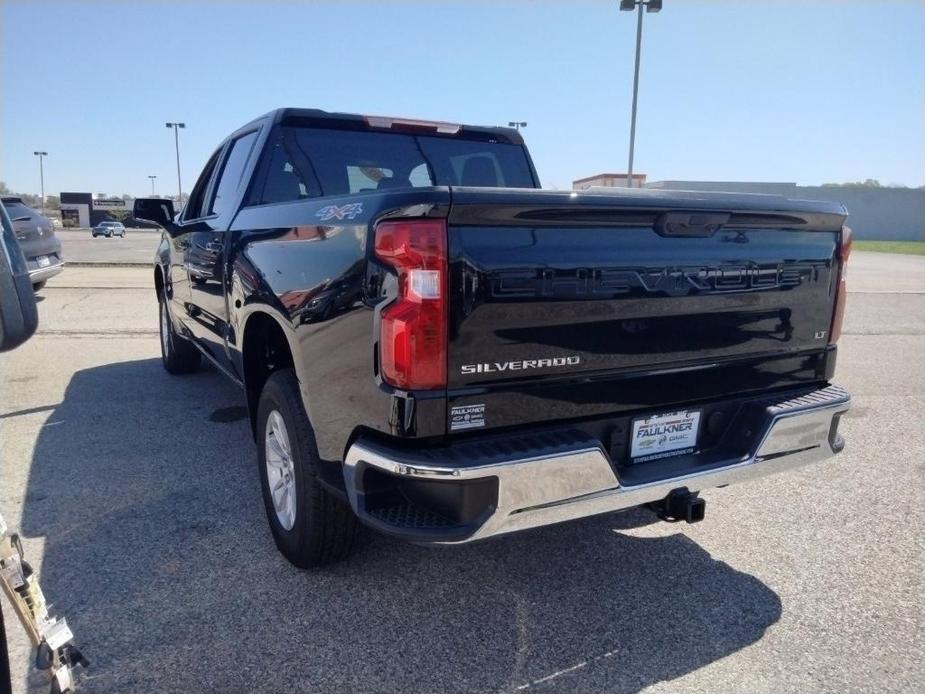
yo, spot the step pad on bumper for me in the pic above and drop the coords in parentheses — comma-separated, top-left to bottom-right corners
(765, 384, 849, 417)
(367, 503, 456, 530)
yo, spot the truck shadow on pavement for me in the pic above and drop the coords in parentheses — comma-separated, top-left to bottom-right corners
(20, 358, 782, 694)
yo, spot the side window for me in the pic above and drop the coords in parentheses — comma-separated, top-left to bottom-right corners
(209, 131, 258, 217)
(183, 150, 221, 221)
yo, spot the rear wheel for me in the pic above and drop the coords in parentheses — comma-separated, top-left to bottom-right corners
(257, 369, 357, 568)
(159, 294, 200, 374)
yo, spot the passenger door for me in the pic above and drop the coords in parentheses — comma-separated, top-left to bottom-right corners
(185, 129, 260, 364)
(168, 150, 221, 337)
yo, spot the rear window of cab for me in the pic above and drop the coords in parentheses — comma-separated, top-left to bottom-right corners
(250, 126, 535, 205)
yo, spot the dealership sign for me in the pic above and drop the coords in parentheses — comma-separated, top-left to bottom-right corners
(92, 199, 127, 209)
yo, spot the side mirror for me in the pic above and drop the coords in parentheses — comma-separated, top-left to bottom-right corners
(0, 203, 39, 352)
(133, 198, 177, 231)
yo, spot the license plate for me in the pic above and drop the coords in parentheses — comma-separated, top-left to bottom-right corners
(630, 409, 701, 462)
(37, 255, 51, 268)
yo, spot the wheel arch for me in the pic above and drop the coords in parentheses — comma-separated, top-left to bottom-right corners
(241, 309, 302, 438)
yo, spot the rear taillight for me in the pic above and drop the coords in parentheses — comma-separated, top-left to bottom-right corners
(829, 225, 853, 344)
(374, 219, 447, 389)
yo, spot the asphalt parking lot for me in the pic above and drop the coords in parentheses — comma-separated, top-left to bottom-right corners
(54, 228, 160, 265)
(1, 252, 923, 693)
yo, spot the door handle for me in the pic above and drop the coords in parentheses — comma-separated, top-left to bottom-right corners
(205, 241, 224, 253)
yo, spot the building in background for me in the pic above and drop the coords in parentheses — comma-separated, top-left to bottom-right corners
(646, 180, 797, 195)
(570, 175, 924, 241)
(59, 193, 135, 228)
(644, 180, 923, 242)
(572, 173, 647, 190)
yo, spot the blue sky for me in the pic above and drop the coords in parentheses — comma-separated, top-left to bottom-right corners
(3, 1, 923, 197)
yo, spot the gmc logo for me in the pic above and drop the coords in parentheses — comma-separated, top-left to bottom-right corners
(490, 264, 819, 299)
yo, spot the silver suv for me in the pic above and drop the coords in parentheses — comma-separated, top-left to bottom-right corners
(91, 221, 126, 238)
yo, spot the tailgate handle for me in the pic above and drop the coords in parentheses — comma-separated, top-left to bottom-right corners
(655, 212, 730, 237)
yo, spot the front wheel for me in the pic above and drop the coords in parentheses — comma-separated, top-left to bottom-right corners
(257, 369, 357, 567)
(159, 295, 200, 374)
(32, 280, 46, 291)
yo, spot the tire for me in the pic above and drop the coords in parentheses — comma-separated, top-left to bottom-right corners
(32, 280, 46, 291)
(159, 293, 201, 374)
(257, 369, 357, 568)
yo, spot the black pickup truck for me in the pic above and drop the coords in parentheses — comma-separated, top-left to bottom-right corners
(135, 108, 851, 567)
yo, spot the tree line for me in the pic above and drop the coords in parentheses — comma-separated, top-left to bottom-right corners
(1, 182, 189, 216)
(820, 179, 924, 189)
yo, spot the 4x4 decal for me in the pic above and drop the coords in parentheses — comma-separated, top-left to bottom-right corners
(316, 203, 364, 222)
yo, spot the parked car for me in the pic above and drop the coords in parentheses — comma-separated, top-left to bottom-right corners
(91, 221, 126, 238)
(1, 197, 64, 291)
(135, 107, 851, 569)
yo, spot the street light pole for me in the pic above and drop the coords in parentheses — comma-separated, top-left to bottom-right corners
(620, 0, 661, 188)
(165, 122, 186, 202)
(626, 3, 643, 189)
(508, 121, 527, 131)
(33, 151, 48, 215)
(148, 175, 157, 195)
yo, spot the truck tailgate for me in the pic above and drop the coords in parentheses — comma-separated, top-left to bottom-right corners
(445, 188, 846, 432)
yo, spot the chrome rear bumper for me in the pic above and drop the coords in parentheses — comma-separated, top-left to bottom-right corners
(344, 385, 850, 543)
(28, 261, 64, 284)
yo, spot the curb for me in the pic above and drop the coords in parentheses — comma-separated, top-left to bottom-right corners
(66, 262, 151, 268)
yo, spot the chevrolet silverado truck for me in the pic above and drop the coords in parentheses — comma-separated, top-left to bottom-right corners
(134, 108, 851, 568)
